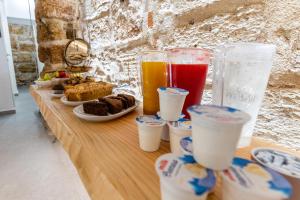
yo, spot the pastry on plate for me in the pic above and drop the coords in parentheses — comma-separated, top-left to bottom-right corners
(83, 101, 109, 116)
(117, 94, 136, 107)
(100, 97, 123, 114)
(65, 81, 114, 101)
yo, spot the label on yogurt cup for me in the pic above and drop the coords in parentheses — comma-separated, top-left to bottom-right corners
(136, 115, 165, 126)
(156, 153, 216, 196)
(180, 136, 193, 155)
(158, 87, 189, 96)
(170, 119, 192, 130)
(222, 157, 292, 199)
(188, 105, 250, 124)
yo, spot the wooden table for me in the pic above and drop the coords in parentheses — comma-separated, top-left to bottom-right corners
(30, 86, 299, 200)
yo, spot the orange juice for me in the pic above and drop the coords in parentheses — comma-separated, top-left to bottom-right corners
(142, 61, 168, 114)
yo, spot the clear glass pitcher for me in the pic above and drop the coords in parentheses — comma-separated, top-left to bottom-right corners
(212, 43, 276, 147)
(168, 48, 211, 118)
(140, 51, 168, 115)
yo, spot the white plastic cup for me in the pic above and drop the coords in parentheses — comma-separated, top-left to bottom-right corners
(168, 120, 192, 155)
(188, 105, 250, 170)
(221, 157, 292, 200)
(179, 136, 193, 155)
(251, 148, 300, 200)
(155, 153, 216, 200)
(157, 87, 189, 121)
(136, 115, 166, 152)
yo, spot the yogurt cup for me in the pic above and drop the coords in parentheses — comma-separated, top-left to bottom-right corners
(157, 87, 189, 121)
(188, 105, 251, 170)
(156, 112, 185, 141)
(180, 136, 193, 155)
(252, 148, 300, 200)
(168, 119, 192, 155)
(136, 115, 166, 152)
(221, 157, 292, 200)
(155, 153, 216, 200)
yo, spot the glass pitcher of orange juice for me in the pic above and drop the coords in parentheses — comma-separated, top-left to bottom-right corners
(140, 51, 168, 115)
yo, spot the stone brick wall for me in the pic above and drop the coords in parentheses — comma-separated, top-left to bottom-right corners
(84, 0, 300, 150)
(8, 21, 37, 84)
(35, 0, 82, 73)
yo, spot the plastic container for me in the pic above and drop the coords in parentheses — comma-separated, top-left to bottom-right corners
(188, 105, 250, 170)
(221, 157, 292, 200)
(136, 115, 166, 152)
(212, 43, 276, 147)
(157, 87, 189, 121)
(155, 153, 216, 200)
(168, 119, 192, 155)
(180, 136, 193, 155)
(252, 148, 300, 200)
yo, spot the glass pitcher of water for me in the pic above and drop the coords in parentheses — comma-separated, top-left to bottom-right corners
(212, 43, 276, 147)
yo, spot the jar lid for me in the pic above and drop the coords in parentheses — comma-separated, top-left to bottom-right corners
(222, 157, 292, 199)
(155, 153, 216, 196)
(252, 148, 300, 179)
(135, 115, 166, 126)
(188, 105, 250, 125)
(157, 87, 189, 96)
(180, 136, 193, 155)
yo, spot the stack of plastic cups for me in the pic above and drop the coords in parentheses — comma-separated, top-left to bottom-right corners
(177, 105, 293, 200)
(157, 87, 190, 147)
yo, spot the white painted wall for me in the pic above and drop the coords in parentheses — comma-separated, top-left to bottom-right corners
(5, 0, 35, 20)
(0, 0, 18, 95)
(0, 0, 15, 112)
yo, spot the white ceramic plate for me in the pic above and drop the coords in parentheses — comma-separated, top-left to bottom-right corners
(60, 96, 93, 107)
(49, 91, 64, 98)
(73, 102, 139, 122)
(35, 80, 52, 88)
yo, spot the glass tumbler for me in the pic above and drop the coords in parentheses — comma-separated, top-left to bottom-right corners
(140, 51, 168, 115)
(212, 43, 276, 147)
(168, 48, 211, 118)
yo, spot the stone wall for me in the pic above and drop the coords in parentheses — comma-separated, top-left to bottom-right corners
(8, 21, 37, 84)
(35, 0, 82, 73)
(84, 0, 300, 150)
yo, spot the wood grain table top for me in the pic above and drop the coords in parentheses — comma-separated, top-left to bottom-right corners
(30, 86, 299, 200)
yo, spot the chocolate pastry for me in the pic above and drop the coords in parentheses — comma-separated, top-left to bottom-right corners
(109, 96, 129, 109)
(100, 97, 123, 114)
(117, 94, 135, 107)
(54, 90, 64, 94)
(52, 84, 64, 91)
(83, 101, 109, 116)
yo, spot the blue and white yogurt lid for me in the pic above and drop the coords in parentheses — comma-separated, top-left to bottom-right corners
(188, 105, 251, 125)
(155, 153, 216, 196)
(252, 148, 300, 179)
(156, 111, 185, 120)
(169, 119, 192, 130)
(222, 157, 292, 199)
(157, 87, 189, 96)
(136, 115, 166, 126)
(180, 136, 193, 155)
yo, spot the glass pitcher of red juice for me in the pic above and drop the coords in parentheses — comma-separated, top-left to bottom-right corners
(168, 48, 211, 118)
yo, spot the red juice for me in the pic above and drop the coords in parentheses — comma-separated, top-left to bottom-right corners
(170, 64, 208, 118)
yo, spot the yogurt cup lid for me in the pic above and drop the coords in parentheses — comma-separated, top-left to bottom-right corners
(180, 136, 193, 155)
(188, 105, 250, 125)
(136, 115, 166, 126)
(155, 153, 216, 196)
(252, 148, 300, 179)
(222, 157, 292, 199)
(168, 119, 192, 131)
(157, 87, 189, 96)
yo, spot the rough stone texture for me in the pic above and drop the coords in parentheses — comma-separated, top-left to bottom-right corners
(8, 23, 37, 84)
(84, 0, 300, 150)
(35, 0, 81, 72)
